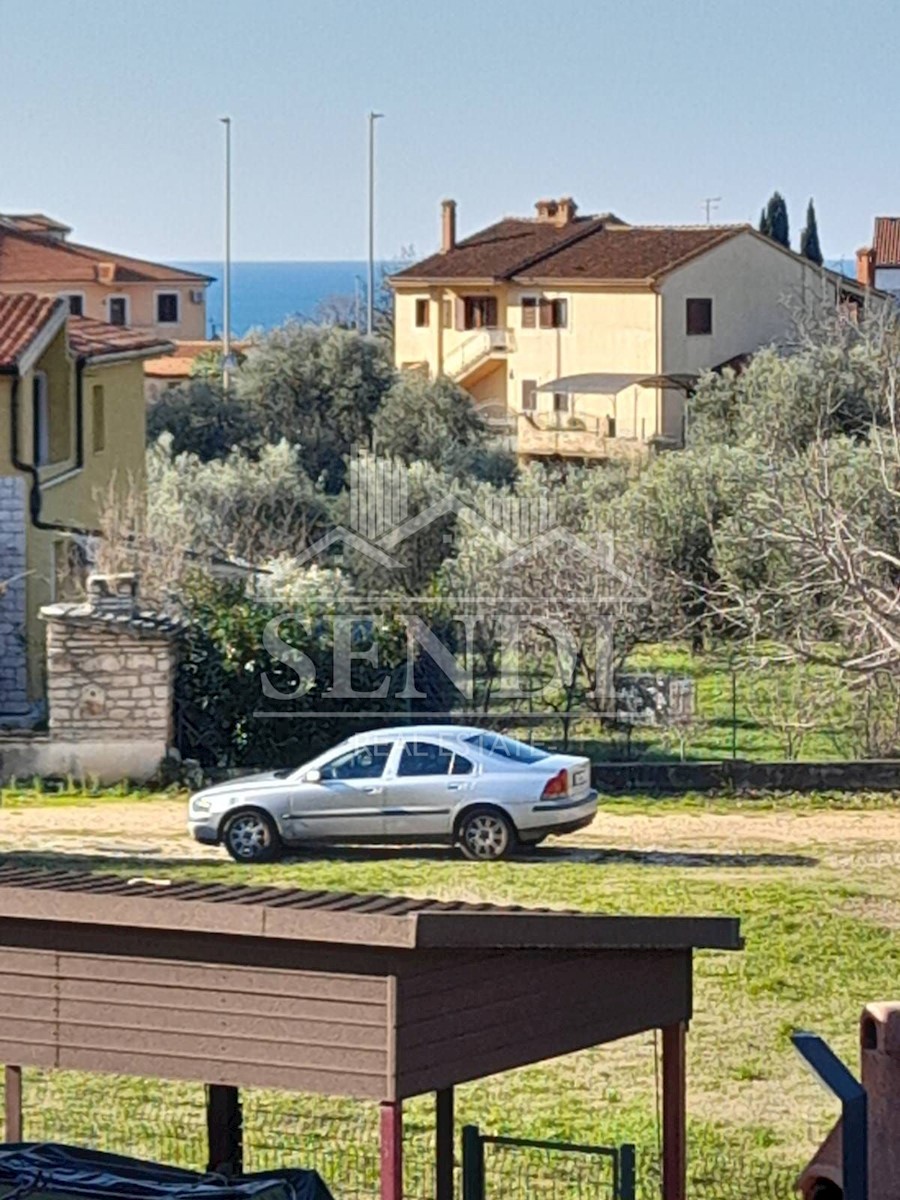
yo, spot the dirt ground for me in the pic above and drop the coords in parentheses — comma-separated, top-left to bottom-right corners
(3, 796, 899, 867)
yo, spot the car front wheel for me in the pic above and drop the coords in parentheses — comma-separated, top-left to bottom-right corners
(222, 810, 282, 864)
(458, 808, 518, 861)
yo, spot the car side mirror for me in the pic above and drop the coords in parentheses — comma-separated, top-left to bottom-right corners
(305, 768, 322, 784)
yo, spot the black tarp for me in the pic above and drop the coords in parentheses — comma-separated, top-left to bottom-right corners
(0, 1144, 334, 1200)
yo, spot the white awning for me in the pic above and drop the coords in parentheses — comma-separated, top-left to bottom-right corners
(536, 372, 698, 395)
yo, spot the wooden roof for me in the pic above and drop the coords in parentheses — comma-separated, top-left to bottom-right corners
(0, 864, 741, 951)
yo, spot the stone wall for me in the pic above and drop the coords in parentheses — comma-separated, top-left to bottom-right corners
(592, 758, 900, 794)
(0, 477, 29, 720)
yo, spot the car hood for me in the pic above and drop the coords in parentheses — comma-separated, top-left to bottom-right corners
(201, 770, 293, 796)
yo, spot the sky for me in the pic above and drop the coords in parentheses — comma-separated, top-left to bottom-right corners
(2, 0, 898, 264)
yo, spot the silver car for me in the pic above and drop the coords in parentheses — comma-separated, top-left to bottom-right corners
(188, 724, 598, 863)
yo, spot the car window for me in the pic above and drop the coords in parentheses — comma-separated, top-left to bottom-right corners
(322, 742, 392, 780)
(462, 732, 549, 764)
(450, 753, 474, 775)
(398, 741, 452, 777)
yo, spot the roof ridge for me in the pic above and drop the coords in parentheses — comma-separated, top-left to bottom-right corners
(502, 215, 609, 279)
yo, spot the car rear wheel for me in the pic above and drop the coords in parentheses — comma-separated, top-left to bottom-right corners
(223, 810, 282, 864)
(458, 808, 518, 861)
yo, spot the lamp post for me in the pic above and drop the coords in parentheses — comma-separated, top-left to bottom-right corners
(792, 1032, 868, 1200)
(220, 116, 234, 389)
(367, 111, 384, 337)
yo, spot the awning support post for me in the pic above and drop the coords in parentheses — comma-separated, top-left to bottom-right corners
(5, 1066, 22, 1141)
(206, 1084, 243, 1176)
(662, 1022, 687, 1200)
(381, 1099, 403, 1200)
(435, 1087, 454, 1200)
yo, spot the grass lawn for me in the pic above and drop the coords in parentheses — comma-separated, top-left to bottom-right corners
(2, 787, 898, 1196)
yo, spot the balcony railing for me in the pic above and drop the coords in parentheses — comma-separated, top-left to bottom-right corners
(443, 328, 513, 380)
(516, 412, 642, 460)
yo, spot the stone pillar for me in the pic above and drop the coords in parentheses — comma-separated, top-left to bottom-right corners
(39, 573, 180, 782)
(0, 477, 29, 719)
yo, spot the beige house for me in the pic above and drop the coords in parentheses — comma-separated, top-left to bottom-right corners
(391, 198, 869, 462)
(0, 214, 212, 341)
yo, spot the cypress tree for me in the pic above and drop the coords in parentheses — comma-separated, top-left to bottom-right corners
(766, 192, 790, 248)
(759, 207, 770, 236)
(800, 198, 823, 266)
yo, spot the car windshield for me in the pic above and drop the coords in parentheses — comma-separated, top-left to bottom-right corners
(462, 732, 549, 764)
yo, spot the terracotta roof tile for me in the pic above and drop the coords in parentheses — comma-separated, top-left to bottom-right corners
(873, 217, 900, 268)
(0, 293, 63, 369)
(392, 215, 747, 284)
(0, 225, 213, 285)
(68, 316, 174, 361)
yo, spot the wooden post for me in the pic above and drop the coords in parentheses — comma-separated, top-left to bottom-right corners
(380, 1099, 403, 1200)
(206, 1084, 243, 1176)
(662, 1022, 687, 1200)
(4, 1066, 22, 1142)
(435, 1087, 454, 1200)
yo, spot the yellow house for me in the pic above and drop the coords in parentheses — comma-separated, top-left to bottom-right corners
(391, 198, 869, 462)
(0, 214, 212, 341)
(0, 293, 172, 721)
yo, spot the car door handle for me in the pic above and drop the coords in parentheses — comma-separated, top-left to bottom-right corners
(447, 783, 464, 790)
(363, 786, 383, 795)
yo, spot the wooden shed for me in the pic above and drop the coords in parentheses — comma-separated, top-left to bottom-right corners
(0, 865, 741, 1200)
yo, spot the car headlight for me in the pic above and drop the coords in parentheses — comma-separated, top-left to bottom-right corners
(191, 795, 212, 814)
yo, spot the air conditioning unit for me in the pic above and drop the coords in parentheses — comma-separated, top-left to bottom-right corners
(189, 290, 204, 304)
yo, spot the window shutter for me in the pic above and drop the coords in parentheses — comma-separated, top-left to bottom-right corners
(455, 298, 465, 330)
(539, 298, 553, 328)
(553, 298, 568, 328)
(521, 298, 536, 328)
(521, 380, 537, 411)
(485, 297, 498, 328)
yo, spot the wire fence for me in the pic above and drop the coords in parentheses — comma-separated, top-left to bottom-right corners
(1, 1069, 804, 1200)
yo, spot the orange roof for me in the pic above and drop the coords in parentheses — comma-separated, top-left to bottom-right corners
(0, 293, 64, 370)
(68, 316, 174, 362)
(0, 224, 213, 286)
(0, 293, 173, 371)
(873, 217, 900, 268)
(143, 339, 251, 377)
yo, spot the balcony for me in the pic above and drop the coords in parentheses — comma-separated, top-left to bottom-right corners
(515, 413, 645, 462)
(443, 328, 514, 384)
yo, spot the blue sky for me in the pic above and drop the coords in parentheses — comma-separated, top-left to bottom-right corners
(2, 0, 897, 263)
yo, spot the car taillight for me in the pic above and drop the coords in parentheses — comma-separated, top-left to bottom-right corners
(541, 769, 569, 799)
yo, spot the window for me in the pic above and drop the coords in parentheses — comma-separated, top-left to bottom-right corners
(33, 370, 72, 466)
(414, 298, 429, 327)
(521, 297, 537, 328)
(524, 297, 567, 328)
(442, 298, 452, 327)
(450, 753, 474, 775)
(92, 385, 105, 454)
(553, 392, 569, 414)
(156, 292, 180, 324)
(108, 297, 128, 326)
(463, 732, 549, 763)
(462, 296, 498, 330)
(322, 742, 392, 781)
(65, 294, 84, 316)
(606, 414, 616, 438)
(686, 297, 712, 335)
(521, 380, 537, 412)
(398, 741, 453, 777)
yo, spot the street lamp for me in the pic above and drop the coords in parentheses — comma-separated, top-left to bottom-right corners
(220, 116, 233, 389)
(367, 111, 384, 336)
(792, 1031, 868, 1200)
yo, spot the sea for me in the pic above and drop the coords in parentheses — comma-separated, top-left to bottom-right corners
(176, 261, 392, 338)
(177, 258, 859, 338)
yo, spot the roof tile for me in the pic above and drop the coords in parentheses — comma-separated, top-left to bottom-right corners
(392, 214, 746, 283)
(0, 293, 62, 369)
(873, 217, 900, 268)
(0, 224, 212, 285)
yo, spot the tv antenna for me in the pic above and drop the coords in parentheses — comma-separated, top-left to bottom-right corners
(702, 197, 722, 224)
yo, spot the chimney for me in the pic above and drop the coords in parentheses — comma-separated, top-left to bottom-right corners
(96, 262, 117, 285)
(856, 246, 876, 287)
(535, 199, 559, 223)
(441, 200, 457, 253)
(86, 573, 138, 617)
(555, 197, 578, 227)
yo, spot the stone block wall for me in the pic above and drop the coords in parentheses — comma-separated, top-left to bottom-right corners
(0, 477, 29, 718)
(45, 618, 176, 744)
